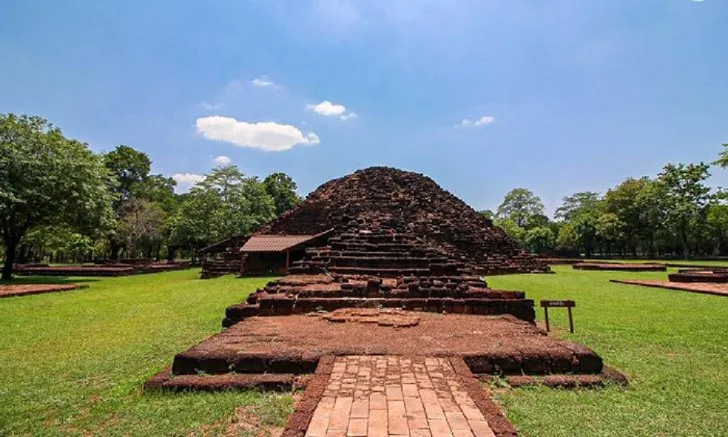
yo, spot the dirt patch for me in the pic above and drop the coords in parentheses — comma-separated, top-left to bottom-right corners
(0, 283, 86, 298)
(194, 403, 288, 437)
(611, 279, 728, 297)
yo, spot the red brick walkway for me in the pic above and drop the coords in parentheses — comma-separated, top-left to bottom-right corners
(305, 356, 497, 437)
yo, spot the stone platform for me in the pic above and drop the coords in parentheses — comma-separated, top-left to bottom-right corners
(572, 262, 666, 272)
(668, 271, 728, 283)
(0, 283, 87, 299)
(167, 310, 604, 378)
(223, 274, 536, 327)
(612, 279, 728, 298)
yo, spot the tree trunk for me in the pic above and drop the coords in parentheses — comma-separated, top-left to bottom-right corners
(110, 241, 122, 261)
(2, 238, 19, 281)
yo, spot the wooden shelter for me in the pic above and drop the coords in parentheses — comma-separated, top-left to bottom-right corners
(240, 230, 332, 276)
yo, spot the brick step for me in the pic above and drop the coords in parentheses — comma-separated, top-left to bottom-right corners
(327, 266, 434, 276)
(145, 368, 305, 392)
(327, 256, 437, 269)
(327, 250, 411, 257)
(172, 353, 319, 375)
(223, 297, 535, 327)
(329, 242, 429, 252)
(171, 340, 600, 377)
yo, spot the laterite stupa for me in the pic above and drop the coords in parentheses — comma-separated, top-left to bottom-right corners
(225, 167, 548, 327)
(258, 167, 547, 276)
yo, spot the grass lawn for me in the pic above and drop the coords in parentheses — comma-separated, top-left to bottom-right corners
(1, 266, 727, 436)
(489, 266, 728, 437)
(0, 269, 291, 436)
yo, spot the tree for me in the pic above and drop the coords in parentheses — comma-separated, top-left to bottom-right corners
(137, 174, 177, 212)
(494, 218, 525, 244)
(657, 163, 713, 258)
(496, 188, 545, 228)
(103, 145, 151, 207)
(169, 188, 224, 256)
(715, 143, 728, 168)
(102, 146, 177, 259)
(572, 212, 599, 257)
(525, 226, 555, 254)
(263, 172, 301, 216)
(595, 212, 624, 255)
(0, 114, 114, 279)
(479, 209, 495, 220)
(556, 222, 578, 249)
(169, 166, 276, 253)
(555, 192, 601, 222)
(707, 203, 728, 254)
(118, 198, 166, 258)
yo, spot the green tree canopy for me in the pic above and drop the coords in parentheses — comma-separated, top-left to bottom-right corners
(657, 162, 714, 257)
(524, 226, 555, 254)
(103, 145, 151, 208)
(496, 188, 545, 228)
(494, 218, 525, 244)
(0, 114, 115, 279)
(169, 166, 276, 251)
(263, 172, 302, 215)
(555, 192, 601, 222)
(715, 143, 728, 168)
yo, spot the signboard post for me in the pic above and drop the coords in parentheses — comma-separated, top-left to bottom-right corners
(540, 300, 576, 333)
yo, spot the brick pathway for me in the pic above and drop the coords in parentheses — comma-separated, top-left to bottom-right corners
(305, 356, 497, 437)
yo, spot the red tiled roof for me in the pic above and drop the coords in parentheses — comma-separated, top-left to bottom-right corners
(240, 230, 332, 252)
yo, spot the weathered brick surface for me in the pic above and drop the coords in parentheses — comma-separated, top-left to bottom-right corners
(258, 167, 547, 275)
(306, 356, 497, 437)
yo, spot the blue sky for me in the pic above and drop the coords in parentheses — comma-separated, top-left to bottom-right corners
(1, 0, 726, 216)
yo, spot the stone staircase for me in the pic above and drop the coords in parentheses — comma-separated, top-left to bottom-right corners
(289, 229, 466, 277)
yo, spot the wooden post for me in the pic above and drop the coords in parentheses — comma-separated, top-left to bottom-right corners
(568, 306, 574, 333)
(544, 307, 550, 332)
(285, 250, 290, 274)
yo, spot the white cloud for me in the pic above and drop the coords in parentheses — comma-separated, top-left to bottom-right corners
(252, 76, 275, 87)
(307, 100, 347, 116)
(475, 115, 495, 126)
(307, 100, 358, 120)
(196, 116, 320, 152)
(457, 115, 494, 127)
(213, 155, 232, 166)
(201, 102, 224, 110)
(172, 173, 205, 192)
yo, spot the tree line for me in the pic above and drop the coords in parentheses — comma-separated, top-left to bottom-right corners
(486, 147, 728, 258)
(0, 113, 301, 279)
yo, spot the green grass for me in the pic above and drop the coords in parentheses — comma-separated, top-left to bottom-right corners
(488, 266, 728, 437)
(2, 266, 727, 436)
(0, 269, 292, 436)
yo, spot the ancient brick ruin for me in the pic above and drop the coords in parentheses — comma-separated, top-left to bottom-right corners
(572, 262, 666, 272)
(257, 167, 547, 276)
(150, 167, 622, 436)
